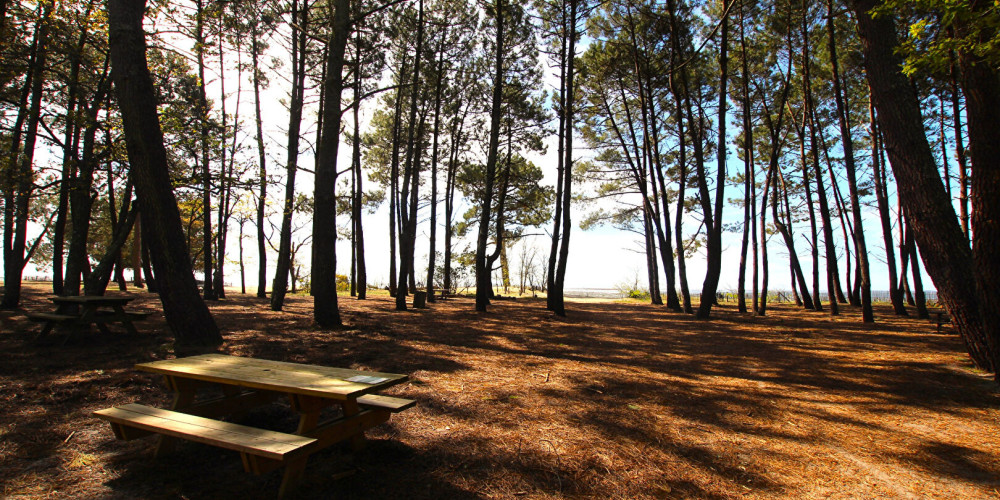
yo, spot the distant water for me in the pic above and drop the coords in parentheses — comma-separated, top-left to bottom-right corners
(564, 287, 939, 303)
(564, 288, 621, 299)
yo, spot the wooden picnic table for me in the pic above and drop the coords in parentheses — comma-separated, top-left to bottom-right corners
(94, 354, 414, 498)
(28, 295, 147, 339)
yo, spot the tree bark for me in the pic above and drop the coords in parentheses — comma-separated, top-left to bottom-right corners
(552, 0, 577, 317)
(2, 1, 51, 309)
(956, 9, 1000, 377)
(426, 40, 447, 303)
(352, 27, 367, 300)
(107, 0, 221, 346)
(696, 0, 728, 319)
(396, 0, 426, 311)
(252, 6, 268, 299)
(801, 0, 839, 315)
(271, 0, 308, 311)
(476, 0, 505, 312)
(195, 0, 215, 301)
(850, 0, 995, 373)
(950, 60, 970, 241)
(827, 0, 872, 321)
(311, 0, 350, 327)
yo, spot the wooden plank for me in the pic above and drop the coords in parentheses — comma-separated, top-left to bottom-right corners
(135, 354, 408, 399)
(357, 394, 416, 412)
(26, 312, 77, 322)
(301, 409, 390, 449)
(50, 295, 135, 305)
(94, 404, 316, 461)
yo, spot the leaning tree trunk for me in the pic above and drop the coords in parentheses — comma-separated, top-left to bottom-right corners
(107, 0, 221, 346)
(870, 112, 907, 315)
(827, 0, 872, 321)
(955, 5, 1000, 378)
(850, 0, 995, 373)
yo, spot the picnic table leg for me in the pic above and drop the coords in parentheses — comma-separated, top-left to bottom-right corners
(341, 399, 366, 451)
(36, 321, 56, 340)
(155, 377, 198, 457)
(114, 305, 140, 335)
(278, 456, 308, 499)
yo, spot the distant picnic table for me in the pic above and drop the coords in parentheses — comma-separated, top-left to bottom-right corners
(27, 295, 149, 340)
(94, 354, 415, 498)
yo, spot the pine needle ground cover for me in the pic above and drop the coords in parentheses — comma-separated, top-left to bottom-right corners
(1, 282, 997, 499)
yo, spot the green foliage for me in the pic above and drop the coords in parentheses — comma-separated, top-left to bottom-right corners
(337, 274, 350, 291)
(874, 1, 1000, 77)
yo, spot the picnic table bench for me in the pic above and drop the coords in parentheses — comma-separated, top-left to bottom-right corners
(28, 295, 148, 340)
(94, 354, 415, 498)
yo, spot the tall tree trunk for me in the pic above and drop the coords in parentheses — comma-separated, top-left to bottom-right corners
(696, 0, 729, 319)
(801, 0, 839, 314)
(311, 0, 350, 327)
(622, 6, 679, 311)
(955, 6, 1000, 378)
(739, 3, 758, 315)
(897, 195, 915, 306)
(396, 0, 426, 311)
(238, 220, 246, 294)
(827, 0, 873, 321)
(388, 54, 409, 297)
(53, 1, 95, 295)
(759, 161, 773, 316)
(252, 11, 268, 299)
(904, 216, 929, 319)
(65, 62, 112, 296)
(352, 28, 367, 299)
(798, 130, 822, 310)
(950, 58, 970, 240)
(476, 0, 505, 312)
(443, 99, 467, 294)
(195, 0, 215, 301)
(426, 42, 446, 303)
(132, 215, 144, 287)
(1, 1, 51, 309)
(214, 21, 239, 300)
(552, 0, 578, 317)
(850, 0, 995, 373)
(870, 112, 906, 315)
(737, 15, 751, 314)
(773, 165, 815, 310)
(547, 0, 567, 313)
(107, 0, 221, 345)
(271, 0, 308, 311)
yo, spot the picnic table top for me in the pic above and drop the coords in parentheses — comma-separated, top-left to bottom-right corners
(135, 354, 408, 400)
(50, 295, 135, 305)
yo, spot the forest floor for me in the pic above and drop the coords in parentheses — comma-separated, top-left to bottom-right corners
(1, 281, 999, 499)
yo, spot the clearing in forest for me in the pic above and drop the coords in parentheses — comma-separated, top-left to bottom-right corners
(1, 283, 998, 499)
